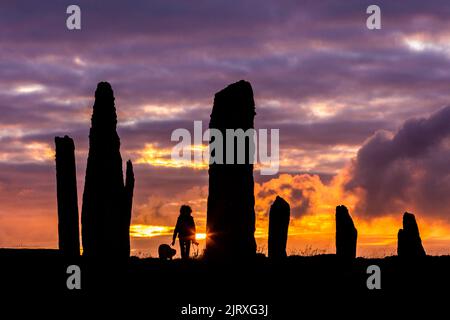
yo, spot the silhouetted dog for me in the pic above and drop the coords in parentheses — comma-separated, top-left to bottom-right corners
(158, 244, 176, 260)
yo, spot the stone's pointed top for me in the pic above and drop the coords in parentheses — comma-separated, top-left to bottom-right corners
(336, 205, 356, 228)
(95, 81, 114, 99)
(91, 81, 118, 128)
(96, 81, 112, 91)
(214, 80, 255, 110)
(210, 80, 256, 130)
(336, 205, 350, 217)
(403, 212, 420, 232)
(216, 79, 253, 96)
(126, 160, 134, 178)
(273, 195, 290, 208)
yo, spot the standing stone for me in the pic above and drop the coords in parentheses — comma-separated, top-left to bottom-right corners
(205, 80, 257, 260)
(121, 160, 135, 258)
(268, 196, 290, 259)
(335, 205, 358, 259)
(397, 212, 426, 258)
(55, 135, 80, 256)
(81, 82, 133, 259)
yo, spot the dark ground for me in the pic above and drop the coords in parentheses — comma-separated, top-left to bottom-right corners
(1, 248, 448, 317)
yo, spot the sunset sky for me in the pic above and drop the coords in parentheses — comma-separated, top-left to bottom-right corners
(2, 0, 450, 257)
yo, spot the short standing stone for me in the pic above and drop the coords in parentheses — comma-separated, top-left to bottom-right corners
(397, 212, 426, 258)
(335, 205, 358, 259)
(268, 196, 290, 259)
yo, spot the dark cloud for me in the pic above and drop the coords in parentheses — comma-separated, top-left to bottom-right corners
(346, 105, 450, 219)
(290, 189, 311, 217)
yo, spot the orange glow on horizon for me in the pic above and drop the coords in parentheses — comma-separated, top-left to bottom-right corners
(128, 171, 450, 257)
(135, 143, 208, 169)
(130, 224, 208, 241)
(130, 215, 450, 257)
(130, 225, 267, 240)
(130, 224, 173, 238)
(195, 233, 206, 240)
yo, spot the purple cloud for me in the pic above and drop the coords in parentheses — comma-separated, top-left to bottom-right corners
(346, 106, 450, 219)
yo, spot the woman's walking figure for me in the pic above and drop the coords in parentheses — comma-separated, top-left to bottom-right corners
(172, 205, 198, 259)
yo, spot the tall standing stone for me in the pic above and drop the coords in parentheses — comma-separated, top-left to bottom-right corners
(81, 82, 133, 259)
(268, 196, 290, 259)
(55, 135, 80, 256)
(205, 80, 257, 260)
(335, 205, 358, 259)
(397, 212, 426, 258)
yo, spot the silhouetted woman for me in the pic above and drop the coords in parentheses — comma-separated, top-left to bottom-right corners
(171, 205, 197, 259)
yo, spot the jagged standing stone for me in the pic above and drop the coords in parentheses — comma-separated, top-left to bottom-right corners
(335, 205, 358, 259)
(397, 212, 426, 258)
(206, 80, 257, 260)
(55, 135, 80, 256)
(268, 196, 290, 259)
(81, 82, 133, 259)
